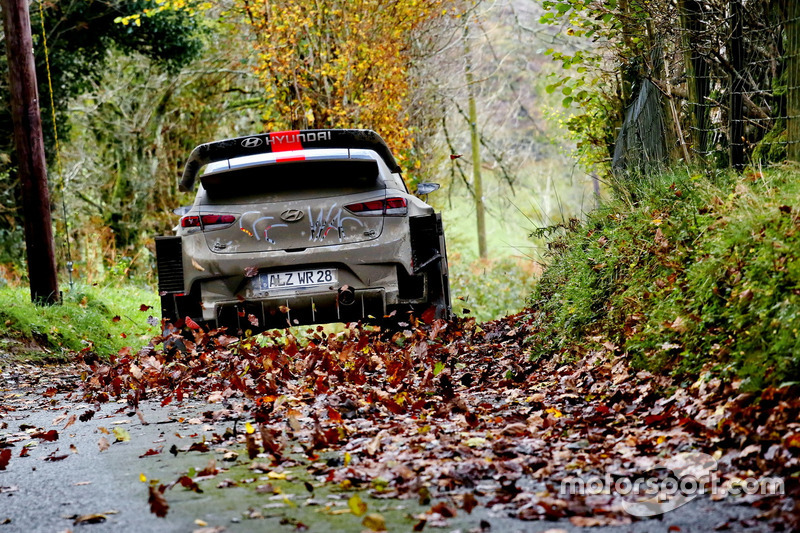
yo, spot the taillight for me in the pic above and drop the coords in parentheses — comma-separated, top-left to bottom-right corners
(181, 214, 236, 229)
(345, 197, 408, 217)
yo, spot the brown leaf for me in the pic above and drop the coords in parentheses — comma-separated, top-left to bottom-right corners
(98, 437, 110, 452)
(245, 433, 260, 459)
(73, 514, 107, 525)
(63, 414, 77, 430)
(198, 457, 218, 477)
(244, 266, 259, 277)
(462, 492, 478, 514)
(668, 316, 688, 333)
(430, 502, 456, 518)
(148, 485, 169, 517)
(177, 475, 203, 493)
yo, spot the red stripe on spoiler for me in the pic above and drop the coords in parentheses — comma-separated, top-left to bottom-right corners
(269, 130, 303, 152)
(275, 155, 306, 163)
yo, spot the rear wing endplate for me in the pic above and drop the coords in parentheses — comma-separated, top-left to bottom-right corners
(179, 129, 401, 192)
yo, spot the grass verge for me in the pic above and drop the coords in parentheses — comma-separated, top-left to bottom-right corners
(0, 284, 160, 361)
(525, 164, 800, 390)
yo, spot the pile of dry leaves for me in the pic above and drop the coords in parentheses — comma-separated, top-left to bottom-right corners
(74, 311, 800, 529)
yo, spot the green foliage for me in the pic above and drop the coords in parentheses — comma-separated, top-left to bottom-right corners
(0, 284, 160, 361)
(0, 0, 205, 270)
(450, 255, 539, 323)
(527, 166, 800, 389)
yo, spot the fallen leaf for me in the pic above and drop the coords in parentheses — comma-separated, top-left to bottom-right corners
(362, 513, 387, 531)
(98, 437, 110, 452)
(348, 494, 368, 516)
(31, 430, 58, 442)
(63, 415, 77, 430)
(462, 492, 478, 514)
(73, 514, 106, 525)
(112, 427, 131, 443)
(0, 449, 10, 470)
(148, 485, 169, 517)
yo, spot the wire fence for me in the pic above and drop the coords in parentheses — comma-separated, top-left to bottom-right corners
(613, 0, 800, 174)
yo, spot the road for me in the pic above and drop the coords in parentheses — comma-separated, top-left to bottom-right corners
(0, 361, 779, 533)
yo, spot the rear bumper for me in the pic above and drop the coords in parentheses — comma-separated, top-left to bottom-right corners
(213, 288, 386, 330)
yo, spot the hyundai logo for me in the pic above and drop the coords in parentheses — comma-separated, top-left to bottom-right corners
(280, 209, 305, 223)
(241, 137, 263, 148)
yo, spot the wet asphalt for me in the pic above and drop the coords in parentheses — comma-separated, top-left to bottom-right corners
(0, 377, 782, 533)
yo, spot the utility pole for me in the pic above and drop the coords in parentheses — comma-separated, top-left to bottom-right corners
(2, 0, 60, 304)
(463, 19, 487, 260)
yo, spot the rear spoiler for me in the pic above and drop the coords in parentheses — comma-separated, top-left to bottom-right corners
(179, 129, 401, 192)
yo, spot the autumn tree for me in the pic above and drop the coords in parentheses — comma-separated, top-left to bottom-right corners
(237, 0, 457, 180)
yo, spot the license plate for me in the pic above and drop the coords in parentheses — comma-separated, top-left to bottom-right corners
(257, 268, 337, 291)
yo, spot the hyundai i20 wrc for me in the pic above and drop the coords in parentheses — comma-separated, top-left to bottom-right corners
(155, 129, 451, 332)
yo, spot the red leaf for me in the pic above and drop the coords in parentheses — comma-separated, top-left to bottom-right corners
(112, 315, 121, 323)
(161, 396, 172, 407)
(31, 430, 58, 442)
(139, 304, 153, 312)
(139, 448, 162, 458)
(185, 316, 200, 330)
(421, 306, 436, 325)
(326, 406, 343, 424)
(244, 266, 259, 278)
(0, 449, 11, 470)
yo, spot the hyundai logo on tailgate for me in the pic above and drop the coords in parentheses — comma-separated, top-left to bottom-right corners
(280, 209, 305, 223)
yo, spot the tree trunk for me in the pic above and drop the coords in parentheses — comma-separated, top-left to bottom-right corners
(463, 20, 487, 259)
(2, 0, 59, 304)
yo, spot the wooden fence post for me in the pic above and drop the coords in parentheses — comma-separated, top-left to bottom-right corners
(729, 0, 745, 170)
(787, 0, 800, 162)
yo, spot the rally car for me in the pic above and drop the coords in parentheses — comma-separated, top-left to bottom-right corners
(155, 129, 451, 332)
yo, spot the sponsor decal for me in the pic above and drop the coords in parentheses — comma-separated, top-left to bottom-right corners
(239, 130, 332, 151)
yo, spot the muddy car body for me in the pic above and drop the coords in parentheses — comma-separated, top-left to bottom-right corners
(156, 129, 450, 332)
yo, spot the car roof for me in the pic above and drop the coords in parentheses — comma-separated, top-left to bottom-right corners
(180, 129, 401, 192)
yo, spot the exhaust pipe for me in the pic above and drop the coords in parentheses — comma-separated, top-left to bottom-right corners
(338, 285, 355, 306)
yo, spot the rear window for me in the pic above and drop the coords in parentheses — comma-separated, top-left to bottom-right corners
(200, 159, 382, 201)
